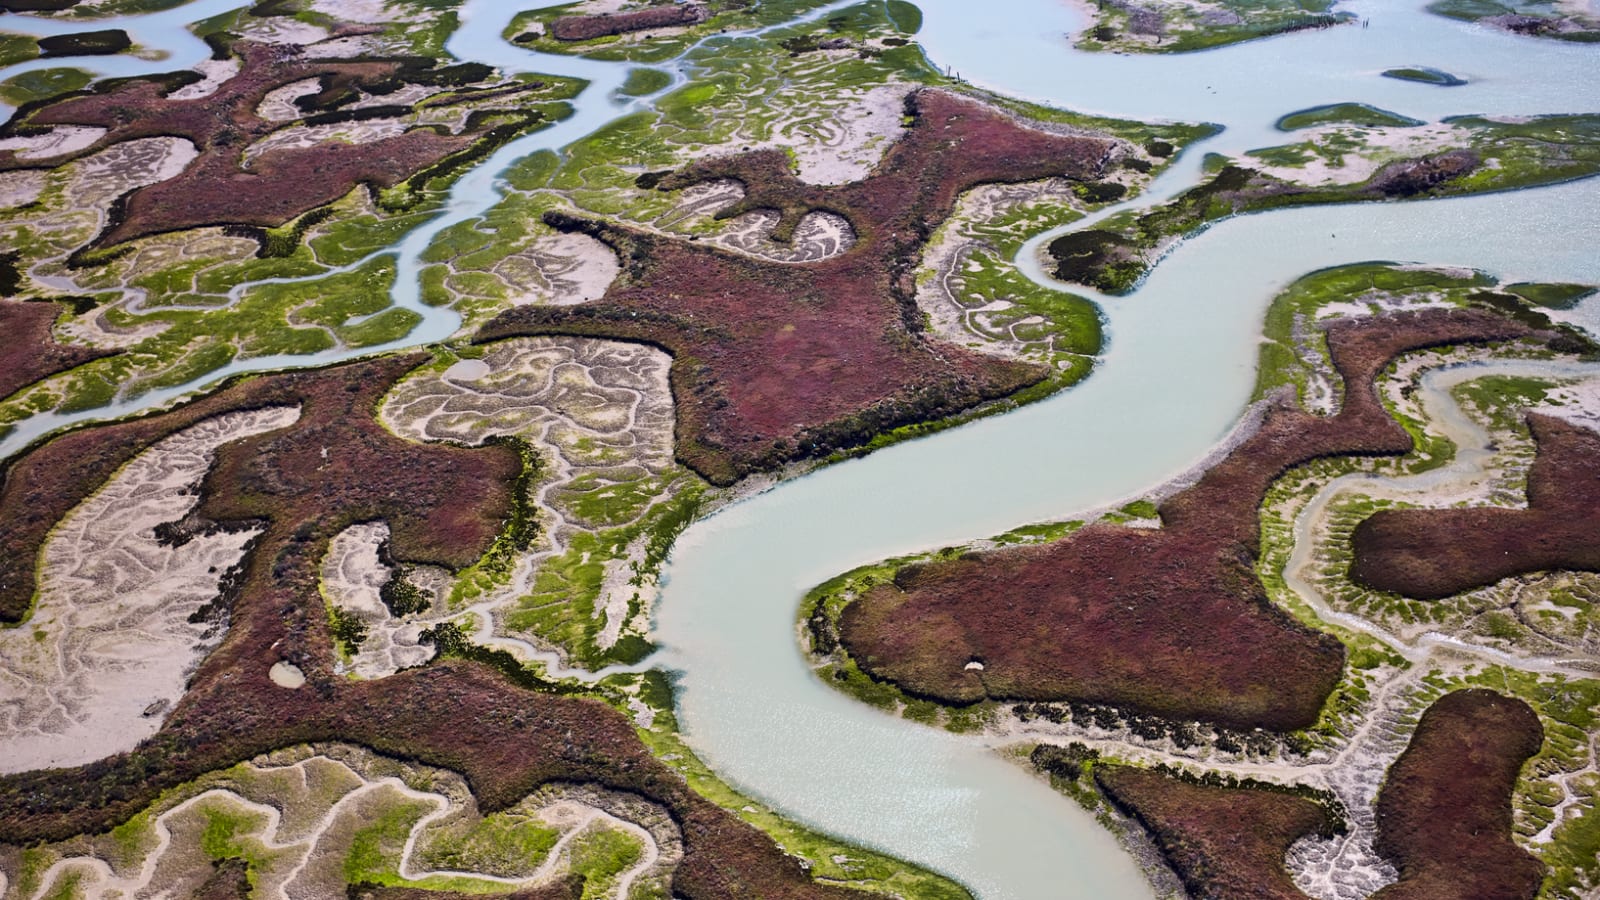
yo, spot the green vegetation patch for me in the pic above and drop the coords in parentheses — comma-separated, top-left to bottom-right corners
(885, 0, 923, 33)
(1505, 282, 1597, 310)
(1382, 66, 1467, 86)
(414, 805, 561, 878)
(1276, 102, 1425, 132)
(0, 34, 41, 69)
(1253, 261, 1494, 402)
(1076, 0, 1351, 54)
(618, 67, 672, 96)
(1427, 0, 1600, 42)
(1056, 114, 1600, 295)
(0, 67, 93, 106)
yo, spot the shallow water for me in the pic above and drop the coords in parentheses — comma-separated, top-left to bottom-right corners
(2, 1, 1598, 897)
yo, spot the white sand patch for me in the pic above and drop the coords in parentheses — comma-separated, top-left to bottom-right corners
(268, 661, 306, 688)
(1536, 374, 1600, 431)
(243, 118, 413, 166)
(917, 177, 1088, 364)
(715, 209, 856, 262)
(308, 0, 397, 24)
(321, 522, 435, 679)
(307, 34, 387, 58)
(596, 531, 652, 651)
(73, 137, 197, 207)
(1252, 123, 1467, 188)
(559, 0, 632, 13)
(167, 57, 242, 101)
(0, 406, 300, 775)
(348, 82, 438, 112)
(1315, 297, 1456, 319)
(476, 231, 620, 306)
(0, 169, 47, 209)
(256, 77, 325, 122)
(238, 18, 332, 45)
(384, 339, 675, 469)
(694, 83, 911, 186)
(649, 180, 857, 263)
(0, 126, 107, 161)
(381, 338, 676, 659)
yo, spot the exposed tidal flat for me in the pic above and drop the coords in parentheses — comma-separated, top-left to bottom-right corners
(0, 0, 1597, 897)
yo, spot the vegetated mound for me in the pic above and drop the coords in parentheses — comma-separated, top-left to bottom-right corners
(0, 41, 539, 251)
(832, 307, 1550, 731)
(1381, 66, 1467, 86)
(1047, 154, 1482, 293)
(1094, 764, 1336, 900)
(1351, 412, 1600, 599)
(1428, 0, 1600, 42)
(479, 89, 1121, 485)
(36, 30, 131, 57)
(1275, 103, 1425, 132)
(0, 298, 116, 402)
(1370, 689, 1545, 900)
(0, 357, 877, 900)
(550, 3, 709, 41)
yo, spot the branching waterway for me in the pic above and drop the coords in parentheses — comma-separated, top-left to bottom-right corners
(2, 1, 1598, 897)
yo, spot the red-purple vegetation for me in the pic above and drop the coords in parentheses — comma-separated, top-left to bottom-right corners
(1094, 765, 1332, 900)
(836, 309, 1547, 731)
(0, 42, 527, 248)
(479, 89, 1119, 484)
(1371, 689, 1545, 900)
(550, 4, 709, 41)
(0, 357, 876, 899)
(0, 355, 512, 623)
(0, 299, 115, 401)
(1351, 412, 1600, 599)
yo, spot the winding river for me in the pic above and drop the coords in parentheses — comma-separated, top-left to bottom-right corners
(2, 0, 1599, 897)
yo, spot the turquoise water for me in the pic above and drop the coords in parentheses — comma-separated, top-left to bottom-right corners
(3, 2, 1597, 896)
